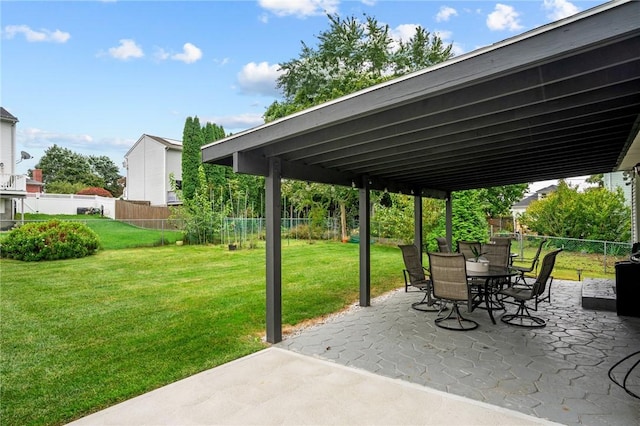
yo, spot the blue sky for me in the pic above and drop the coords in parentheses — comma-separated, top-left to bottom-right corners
(2, 0, 606, 189)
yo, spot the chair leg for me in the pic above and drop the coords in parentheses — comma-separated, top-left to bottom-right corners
(501, 301, 546, 328)
(434, 302, 478, 331)
(411, 291, 441, 312)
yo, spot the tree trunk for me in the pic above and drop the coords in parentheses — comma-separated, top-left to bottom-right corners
(340, 202, 347, 242)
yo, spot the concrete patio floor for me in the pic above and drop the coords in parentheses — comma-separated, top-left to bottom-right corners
(68, 347, 556, 425)
(69, 279, 639, 425)
(277, 279, 640, 425)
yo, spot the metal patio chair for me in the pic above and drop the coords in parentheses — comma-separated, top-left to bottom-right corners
(499, 248, 563, 328)
(457, 241, 482, 261)
(435, 237, 451, 253)
(428, 252, 478, 330)
(512, 238, 548, 286)
(398, 245, 438, 312)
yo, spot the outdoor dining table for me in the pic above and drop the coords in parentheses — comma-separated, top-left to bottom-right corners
(467, 266, 519, 324)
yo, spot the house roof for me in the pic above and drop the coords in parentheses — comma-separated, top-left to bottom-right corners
(0, 107, 18, 123)
(125, 134, 182, 158)
(202, 0, 640, 199)
(513, 185, 558, 209)
(146, 134, 182, 150)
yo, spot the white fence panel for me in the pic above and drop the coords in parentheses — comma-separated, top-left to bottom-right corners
(16, 193, 116, 219)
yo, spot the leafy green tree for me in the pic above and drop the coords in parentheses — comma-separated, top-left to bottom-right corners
(45, 181, 86, 194)
(34, 145, 121, 195)
(88, 155, 122, 197)
(519, 180, 631, 241)
(479, 184, 529, 218)
(265, 13, 454, 231)
(36, 145, 93, 185)
(585, 174, 604, 187)
(170, 166, 229, 244)
(265, 13, 453, 121)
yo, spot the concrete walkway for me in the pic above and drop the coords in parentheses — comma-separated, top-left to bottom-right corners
(68, 347, 556, 425)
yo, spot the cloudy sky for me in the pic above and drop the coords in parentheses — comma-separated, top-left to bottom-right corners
(2, 0, 605, 183)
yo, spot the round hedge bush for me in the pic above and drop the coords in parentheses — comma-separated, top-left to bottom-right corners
(0, 220, 100, 261)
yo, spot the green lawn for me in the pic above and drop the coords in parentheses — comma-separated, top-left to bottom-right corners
(1, 216, 617, 425)
(0, 241, 405, 426)
(12, 214, 184, 250)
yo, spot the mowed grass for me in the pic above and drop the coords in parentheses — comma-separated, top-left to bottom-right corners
(15, 214, 184, 250)
(0, 241, 405, 426)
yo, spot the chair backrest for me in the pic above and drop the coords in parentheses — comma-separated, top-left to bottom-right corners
(529, 238, 548, 269)
(482, 241, 511, 268)
(428, 252, 469, 301)
(398, 244, 426, 282)
(490, 236, 512, 246)
(532, 248, 563, 296)
(457, 241, 482, 260)
(435, 237, 451, 253)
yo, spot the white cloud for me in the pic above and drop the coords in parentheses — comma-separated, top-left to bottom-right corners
(20, 128, 93, 148)
(436, 6, 458, 22)
(206, 113, 266, 132)
(237, 61, 283, 96)
(108, 39, 144, 60)
(543, 0, 580, 20)
(154, 47, 170, 61)
(3, 25, 70, 43)
(391, 24, 419, 44)
(16, 128, 134, 174)
(258, 0, 339, 18)
(486, 4, 523, 31)
(171, 42, 202, 64)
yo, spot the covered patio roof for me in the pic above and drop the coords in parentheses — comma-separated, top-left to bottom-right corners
(203, 0, 640, 198)
(202, 0, 640, 344)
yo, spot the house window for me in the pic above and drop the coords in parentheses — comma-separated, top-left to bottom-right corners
(175, 180, 182, 190)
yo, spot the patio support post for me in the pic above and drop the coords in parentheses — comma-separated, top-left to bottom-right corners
(265, 157, 282, 343)
(414, 194, 423, 259)
(359, 177, 371, 307)
(445, 192, 453, 249)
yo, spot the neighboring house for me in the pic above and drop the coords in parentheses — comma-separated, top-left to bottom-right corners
(602, 171, 632, 206)
(511, 185, 557, 233)
(0, 107, 27, 230)
(26, 168, 44, 193)
(123, 134, 182, 206)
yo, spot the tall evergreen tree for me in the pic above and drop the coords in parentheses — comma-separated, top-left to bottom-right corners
(201, 122, 228, 189)
(181, 116, 204, 201)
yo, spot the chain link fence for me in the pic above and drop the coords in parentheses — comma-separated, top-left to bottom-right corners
(4, 217, 633, 276)
(501, 232, 632, 276)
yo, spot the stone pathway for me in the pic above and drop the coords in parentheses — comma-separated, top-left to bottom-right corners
(277, 280, 640, 425)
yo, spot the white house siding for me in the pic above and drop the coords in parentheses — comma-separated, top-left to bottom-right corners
(0, 117, 16, 176)
(124, 134, 182, 206)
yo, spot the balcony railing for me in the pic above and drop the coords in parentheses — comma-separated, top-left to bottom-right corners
(0, 174, 27, 192)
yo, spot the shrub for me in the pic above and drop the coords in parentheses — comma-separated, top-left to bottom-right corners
(77, 187, 113, 197)
(0, 220, 100, 261)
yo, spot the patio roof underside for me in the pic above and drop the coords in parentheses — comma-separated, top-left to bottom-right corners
(203, 1, 640, 198)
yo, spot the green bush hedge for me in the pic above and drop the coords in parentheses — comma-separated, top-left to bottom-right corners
(0, 220, 100, 261)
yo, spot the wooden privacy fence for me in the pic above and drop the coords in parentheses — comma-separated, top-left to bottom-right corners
(115, 200, 175, 230)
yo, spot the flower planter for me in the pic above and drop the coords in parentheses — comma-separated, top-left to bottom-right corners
(466, 260, 489, 273)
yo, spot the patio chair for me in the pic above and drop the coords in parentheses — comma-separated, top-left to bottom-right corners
(398, 245, 439, 312)
(512, 238, 547, 286)
(499, 248, 563, 328)
(490, 236, 512, 246)
(457, 241, 482, 261)
(428, 252, 478, 330)
(435, 237, 451, 253)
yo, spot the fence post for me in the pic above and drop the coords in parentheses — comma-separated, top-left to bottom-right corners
(603, 241, 607, 274)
